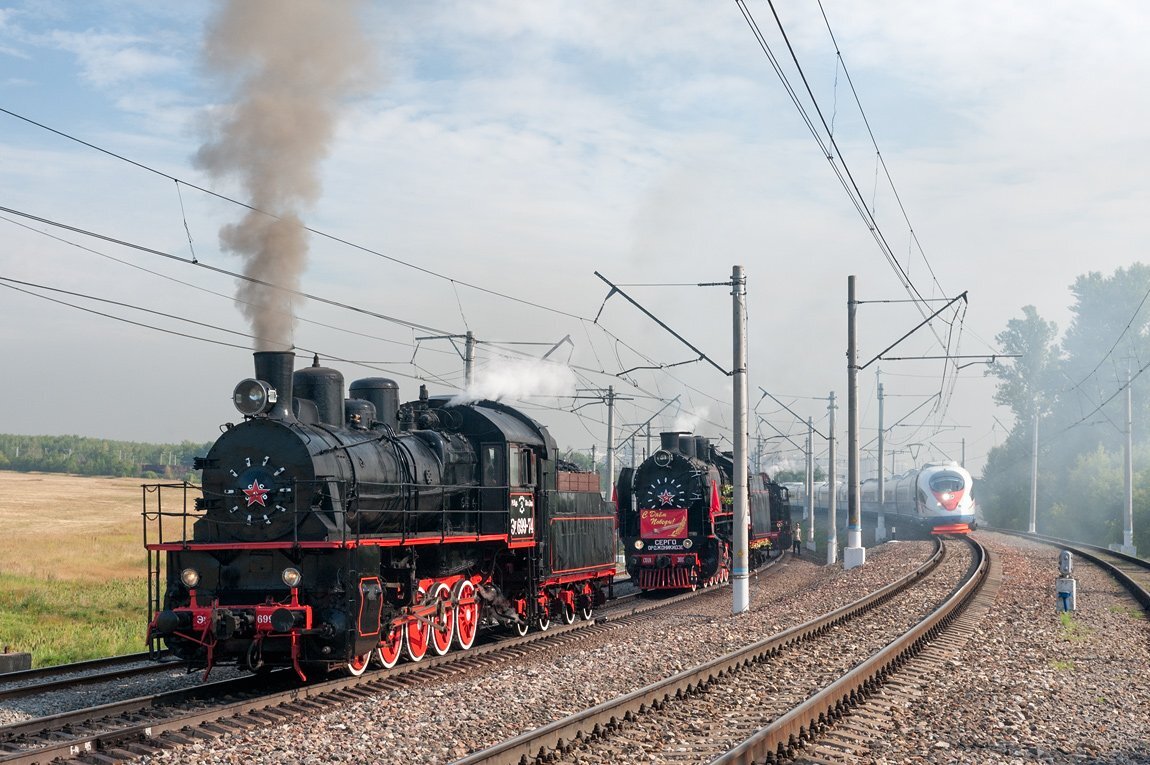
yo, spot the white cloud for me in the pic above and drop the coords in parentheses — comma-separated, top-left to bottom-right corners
(48, 30, 181, 88)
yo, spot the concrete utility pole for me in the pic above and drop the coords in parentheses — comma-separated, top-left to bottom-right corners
(827, 391, 838, 566)
(844, 276, 865, 570)
(876, 374, 887, 542)
(591, 444, 597, 486)
(805, 417, 815, 551)
(1029, 402, 1038, 534)
(605, 385, 616, 499)
(464, 331, 476, 387)
(1120, 371, 1137, 554)
(732, 265, 750, 615)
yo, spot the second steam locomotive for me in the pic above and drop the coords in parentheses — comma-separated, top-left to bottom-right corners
(615, 432, 792, 591)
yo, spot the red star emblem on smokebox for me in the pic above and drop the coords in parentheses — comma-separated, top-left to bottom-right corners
(658, 489, 675, 506)
(243, 480, 269, 507)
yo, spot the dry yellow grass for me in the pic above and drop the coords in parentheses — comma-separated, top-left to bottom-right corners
(0, 470, 149, 581)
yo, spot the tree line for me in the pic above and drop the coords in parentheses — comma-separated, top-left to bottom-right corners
(0, 434, 211, 481)
(982, 263, 1150, 552)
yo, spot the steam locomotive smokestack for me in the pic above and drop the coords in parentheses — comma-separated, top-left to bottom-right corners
(254, 351, 295, 419)
(194, 0, 374, 351)
(678, 435, 696, 460)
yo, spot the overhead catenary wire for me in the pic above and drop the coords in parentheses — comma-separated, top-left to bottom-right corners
(735, 0, 971, 430)
(0, 213, 460, 356)
(0, 106, 588, 322)
(2, 207, 723, 442)
(1, 104, 741, 428)
(0, 203, 454, 337)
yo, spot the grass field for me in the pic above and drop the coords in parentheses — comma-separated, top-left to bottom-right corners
(0, 470, 161, 666)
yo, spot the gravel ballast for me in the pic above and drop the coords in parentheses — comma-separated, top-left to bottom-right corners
(7, 533, 1148, 764)
(863, 531, 1150, 764)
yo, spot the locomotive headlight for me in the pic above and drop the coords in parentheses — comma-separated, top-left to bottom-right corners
(634, 539, 645, 550)
(682, 538, 694, 549)
(281, 567, 302, 588)
(232, 378, 277, 416)
(180, 568, 200, 588)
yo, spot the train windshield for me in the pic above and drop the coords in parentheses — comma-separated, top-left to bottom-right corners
(929, 473, 965, 493)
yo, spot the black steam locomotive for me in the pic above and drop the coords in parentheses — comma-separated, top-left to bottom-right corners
(145, 351, 616, 680)
(615, 432, 791, 591)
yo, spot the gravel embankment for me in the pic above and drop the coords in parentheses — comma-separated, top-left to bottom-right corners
(136, 542, 937, 764)
(10, 533, 1148, 765)
(864, 531, 1150, 764)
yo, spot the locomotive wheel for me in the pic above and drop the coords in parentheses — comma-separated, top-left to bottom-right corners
(580, 602, 594, 620)
(537, 614, 551, 631)
(345, 652, 371, 677)
(452, 579, 479, 650)
(404, 587, 430, 662)
(429, 583, 454, 656)
(514, 620, 529, 637)
(559, 599, 576, 625)
(373, 625, 403, 669)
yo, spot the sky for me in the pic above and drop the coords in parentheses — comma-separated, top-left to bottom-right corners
(3, 0, 1150, 481)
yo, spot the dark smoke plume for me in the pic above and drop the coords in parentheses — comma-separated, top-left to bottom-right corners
(195, 0, 372, 351)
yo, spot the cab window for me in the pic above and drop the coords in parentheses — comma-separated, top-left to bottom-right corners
(482, 444, 504, 487)
(508, 445, 535, 487)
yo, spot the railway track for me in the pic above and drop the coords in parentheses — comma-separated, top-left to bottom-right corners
(454, 535, 986, 765)
(994, 529, 1150, 607)
(0, 654, 179, 704)
(788, 535, 1001, 763)
(0, 560, 779, 764)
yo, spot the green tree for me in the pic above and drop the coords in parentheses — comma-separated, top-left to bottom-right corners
(984, 305, 1061, 422)
(772, 466, 825, 483)
(560, 449, 594, 472)
(981, 306, 1062, 528)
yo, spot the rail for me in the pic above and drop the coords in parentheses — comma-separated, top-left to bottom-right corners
(452, 536, 965, 765)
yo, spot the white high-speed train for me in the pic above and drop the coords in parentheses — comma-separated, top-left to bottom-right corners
(782, 461, 977, 534)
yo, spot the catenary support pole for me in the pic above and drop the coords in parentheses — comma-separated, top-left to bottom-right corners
(732, 265, 750, 614)
(1029, 402, 1038, 534)
(876, 374, 886, 542)
(1122, 370, 1137, 554)
(464, 331, 476, 387)
(844, 276, 866, 569)
(827, 391, 838, 566)
(605, 386, 615, 499)
(805, 417, 815, 551)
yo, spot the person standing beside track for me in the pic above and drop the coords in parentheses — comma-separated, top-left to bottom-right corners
(792, 523, 802, 556)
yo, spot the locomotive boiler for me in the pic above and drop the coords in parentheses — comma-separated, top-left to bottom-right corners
(615, 431, 791, 591)
(145, 351, 616, 680)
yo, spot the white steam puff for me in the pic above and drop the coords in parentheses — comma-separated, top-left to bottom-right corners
(449, 359, 578, 406)
(195, 0, 373, 351)
(672, 407, 710, 434)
